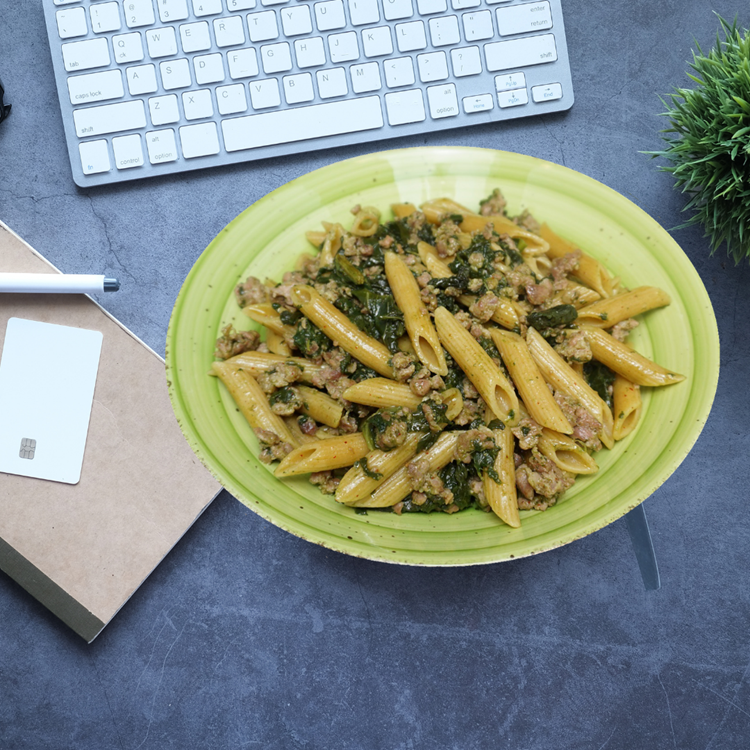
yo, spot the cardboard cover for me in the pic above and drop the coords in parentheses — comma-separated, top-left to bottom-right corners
(0, 221, 220, 642)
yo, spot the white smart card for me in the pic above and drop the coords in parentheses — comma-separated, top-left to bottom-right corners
(0, 318, 103, 484)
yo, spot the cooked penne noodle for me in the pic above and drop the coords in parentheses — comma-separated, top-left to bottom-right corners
(483, 427, 521, 527)
(385, 251, 448, 375)
(537, 429, 599, 474)
(581, 324, 685, 387)
(434, 306, 519, 422)
(612, 375, 642, 441)
(391, 202, 417, 218)
(265, 329, 292, 356)
(355, 431, 459, 508)
(460, 293, 519, 330)
(211, 361, 299, 447)
(297, 385, 343, 428)
(490, 329, 573, 434)
(576, 286, 671, 328)
(548, 282, 602, 309)
(213, 350, 323, 384)
(420, 198, 475, 224)
(460, 213, 550, 254)
(290, 284, 394, 377)
(305, 230, 326, 248)
(274, 433, 369, 477)
(335, 433, 423, 505)
(242, 303, 285, 335)
(538, 223, 613, 298)
(283, 416, 320, 445)
(417, 240, 438, 265)
(350, 206, 381, 237)
(525, 327, 615, 449)
(342, 378, 423, 410)
(318, 222, 346, 266)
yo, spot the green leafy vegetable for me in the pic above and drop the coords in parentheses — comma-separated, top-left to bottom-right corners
(527, 304, 578, 330)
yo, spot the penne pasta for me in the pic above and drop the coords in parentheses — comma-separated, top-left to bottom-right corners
(265, 329, 292, 356)
(212, 350, 323, 384)
(537, 428, 599, 474)
(576, 286, 671, 328)
(434, 306, 519, 423)
(297, 384, 343, 428)
(211, 361, 299, 448)
(490, 329, 573, 434)
(385, 250, 448, 375)
(612, 374, 642, 441)
(342, 378, 423, 411)
(483, 427, 521, 527)
(290, 284, 394, 377)
(242, 303, 285, 335)
(274, 433, 369, 477)
(581, 324, 685, 386)
(391, 202, 417, 218)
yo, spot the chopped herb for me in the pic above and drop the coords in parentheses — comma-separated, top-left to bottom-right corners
(353, 457, 383, 481)
(584, 360, 616, 408)
(292, 318, 330, 358)
(279, 309, 302, 326)
(527, 304, 578, 330)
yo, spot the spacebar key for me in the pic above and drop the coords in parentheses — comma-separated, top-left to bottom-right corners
(222, 97, 384, 152)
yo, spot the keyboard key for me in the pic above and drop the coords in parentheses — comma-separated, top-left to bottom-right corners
(67, 69, 124, 104)
(126, 63, 158, 94)
(227, 48, 259, 78)
(450, 46, 481, 76)
(350, 62, 381, 93)
(262, 0, 291, 6)
(417, 51, 448, 82)
(214, 15, 246, 45)
(145, 129, 179, 163)
(451, 0, 480, 8)
(216, 83, 250, 113)
(283, 73, 315, 104)
(179, 122, 221, 157)
(417, 0, 447, 15)
(249, 78, 281, 108)
(496, 1, 552, 36)
(261, 42, 293, 74)
(124, 0, 156, 28)
(384, 56, 415, 87)
(462, 93, 493, 113)
(247, 11, 279, 41)
(531, 82, 562, 102)
(149, 93, 181, 124)
(146, 26, 178, 57)
(112, 133, 145, 169)
(383, 0, 413, 21)
(281, 6, 313, 37)
(428, 16, 459, 46)
(495, 71, 525, 91)
(484, 33, 557, 71)
(182, 88, 214, 119)
(225, 0, 256, 9)
(463, 10, 493, 41)
(314, 1, 346, 31)
(56, 8, 88, 38)
(348, 0, 380, 26)
(497, 87, 528, 107)
(427, 82, 458, 118)
(79, 139, 111, 175)
(362, 26, 393, 57)
(317, 67, 348, 98)
(294, 37, 326, 67)
(194, 53, 226, 83)
(384, 89, 424, 124)
(112, 32, 145, 63)
(73, 100, 147, 137)
(222, 96, 383, 151)
(158, 0, 190, 22)
(89, 3, 122, 33)
(160, 58, 192, 88)
(395, 21, 426, 52)
(180, 21, 212, 52)
(329, 32, 359, 63)
(192, 0, 223, 16)
(62, 38, 111, 72)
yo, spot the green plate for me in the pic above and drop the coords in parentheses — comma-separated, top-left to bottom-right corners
(165, 147, 719, 566)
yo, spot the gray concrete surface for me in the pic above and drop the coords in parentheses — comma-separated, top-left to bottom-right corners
(1, 1, 750, 748)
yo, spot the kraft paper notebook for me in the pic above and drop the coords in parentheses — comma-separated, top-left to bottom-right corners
(0, 221, 220, 642)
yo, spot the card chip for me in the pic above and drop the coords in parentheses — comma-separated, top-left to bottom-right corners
(19, 438, 36, 460)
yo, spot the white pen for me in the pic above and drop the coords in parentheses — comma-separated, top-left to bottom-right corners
(0, 273, 120, 294)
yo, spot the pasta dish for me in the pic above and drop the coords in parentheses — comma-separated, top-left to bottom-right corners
(210, 190, 684, 528)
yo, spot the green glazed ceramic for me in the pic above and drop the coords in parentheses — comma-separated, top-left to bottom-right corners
(165, 147, 719, 566)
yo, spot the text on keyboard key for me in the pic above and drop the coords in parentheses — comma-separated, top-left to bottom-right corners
(112, 32, 145, 63)
(62, 38, 111, 72)
(531, 82, 562, 102)
(124, 0, 156, 28)
(89, 3, 122, 33)
(67, 69, 124, 105)
(496, 1, 552, 36)
(73, 99, 147, 137)
(146, 129, 179, 163)
(348, 0, 380, 26)
(112, 134, 145, 169)
(484, 33, 557, 71)
(158, 0, 190, 22)
(222, 96, 383, 151)
(56, 8, 88, 39)
(79, 140, 111, 175)
(497, 87, 528, 107)
(462, 93, 493, 113)
(427, 83, 458, 118)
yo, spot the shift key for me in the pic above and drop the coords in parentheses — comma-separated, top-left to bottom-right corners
(73, 100, 146, 137)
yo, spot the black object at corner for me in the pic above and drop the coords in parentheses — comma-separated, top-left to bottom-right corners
(0, 78, 11, 124)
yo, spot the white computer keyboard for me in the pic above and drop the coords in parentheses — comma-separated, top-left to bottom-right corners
(43, 0, 574, 187)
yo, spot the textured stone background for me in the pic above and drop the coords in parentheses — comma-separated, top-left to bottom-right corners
(1, 1, 749, 748)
